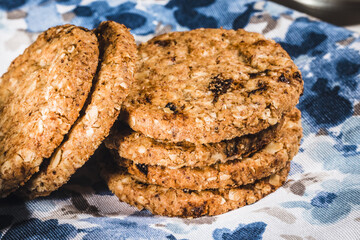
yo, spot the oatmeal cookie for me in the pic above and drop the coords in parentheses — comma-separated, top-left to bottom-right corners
(123, 28, 303, 143)
(0, 25, 99, 197)
(106, 118, 283, 168)
(102, 159, 290, 218)
(19, 21, 136, 199)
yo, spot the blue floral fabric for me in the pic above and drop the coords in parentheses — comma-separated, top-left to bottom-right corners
(0, 0, 360, 239)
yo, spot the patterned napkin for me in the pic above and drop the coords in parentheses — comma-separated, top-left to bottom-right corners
(0, 0, 359, 239)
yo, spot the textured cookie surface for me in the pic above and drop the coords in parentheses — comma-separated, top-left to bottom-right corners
(0, 25, 99, 197)
(118, 108, 301, 190)
(102, 159, 290, 218)
(123, 28, 303, 143)
(106, 118, 283, 168)
(19, 21, 137, 199)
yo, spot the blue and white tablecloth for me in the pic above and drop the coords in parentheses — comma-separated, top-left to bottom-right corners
(0, 0, 360, 239)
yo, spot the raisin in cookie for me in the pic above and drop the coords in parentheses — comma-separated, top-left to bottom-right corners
(0, 25, 99, 197)
(18, 21, 136, 199)
(123, 28, 303, 143)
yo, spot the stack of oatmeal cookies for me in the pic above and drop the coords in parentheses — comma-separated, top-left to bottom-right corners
(103, 28, 304, 218)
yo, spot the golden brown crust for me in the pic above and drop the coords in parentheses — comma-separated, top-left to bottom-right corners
(0, 25, 99, 197)
(118, 108, 301, 190)
(102, 160, 290, 218)
(105, 118, 283, 168)
(123, 28, 303, 143)
(18, 21, 137, 199)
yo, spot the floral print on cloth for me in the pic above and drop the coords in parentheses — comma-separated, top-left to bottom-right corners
(0, 0, 360, 239)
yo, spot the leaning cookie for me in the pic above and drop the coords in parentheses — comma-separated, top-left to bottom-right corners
(18, 21, 136, 199)
(102, 159, 290, 218)
(0, 25, 99, 197)
(123, 28, 303, 143)
(119, 108, 301, 190)
(105, 117, 283, 168)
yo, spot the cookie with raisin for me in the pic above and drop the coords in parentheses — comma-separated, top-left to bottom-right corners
(123, 28, 303, 143)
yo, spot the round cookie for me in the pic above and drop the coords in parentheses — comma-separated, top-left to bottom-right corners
(105, 118, 284, 168)
(119, 108, 301, 190)
(123, 28, 303, 143)
(19, 21, 136, 199)
(0, 25, 99, 197)
(102, 160, 290, 218)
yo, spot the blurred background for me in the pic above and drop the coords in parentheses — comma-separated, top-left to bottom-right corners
(271, 0, 360, 33)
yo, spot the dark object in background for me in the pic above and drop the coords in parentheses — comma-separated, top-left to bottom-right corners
(271, 0, 360, 26)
